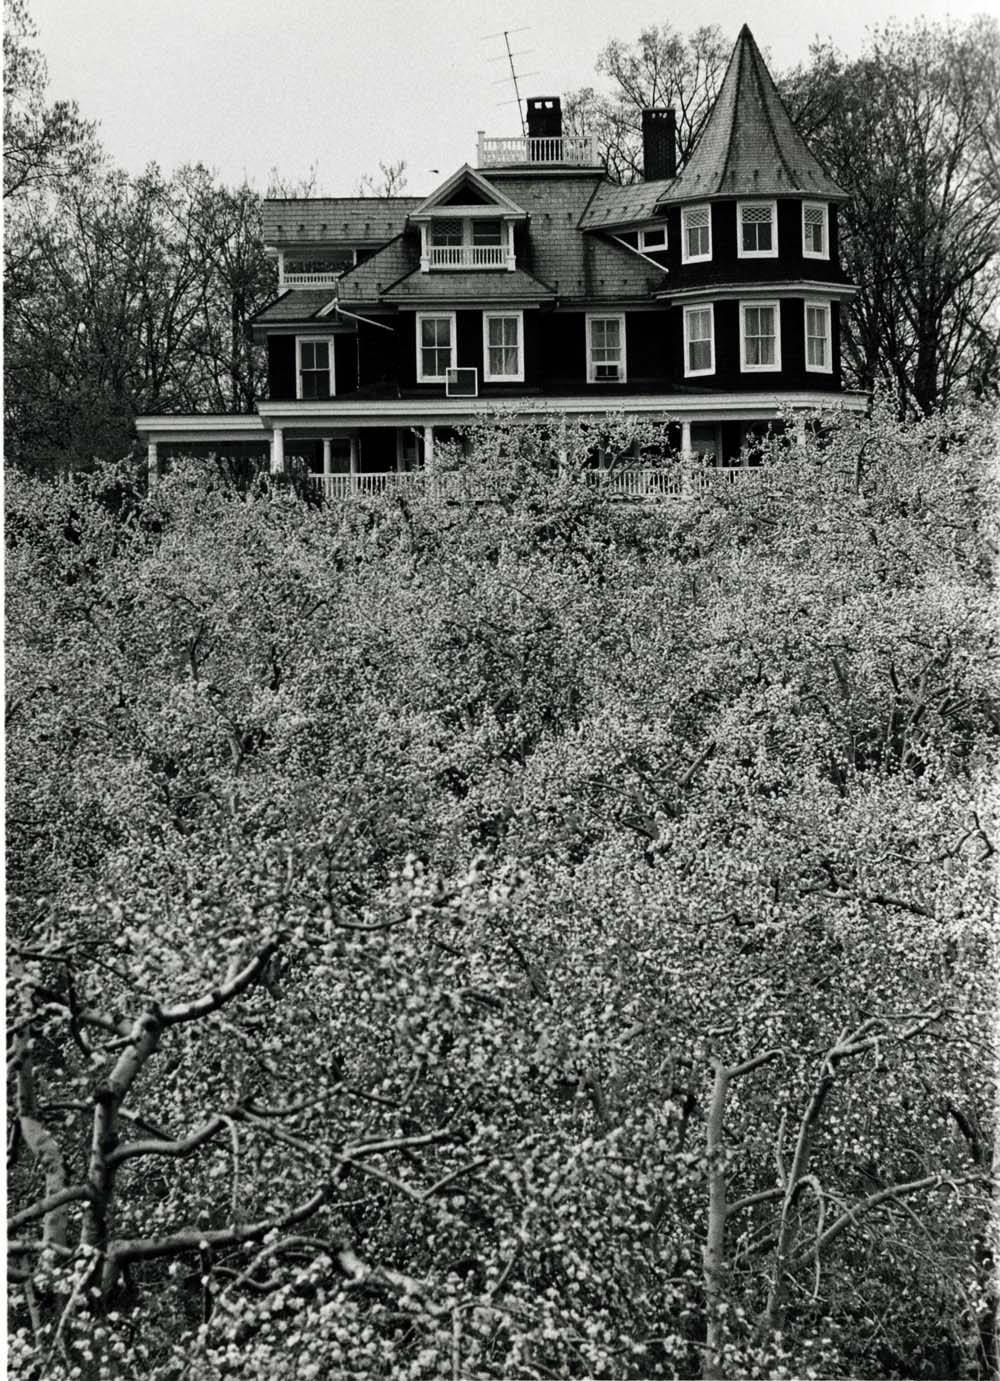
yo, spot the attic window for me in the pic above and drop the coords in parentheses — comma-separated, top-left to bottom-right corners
(638, 225, 667, 251)
(431, 219, 463, 247)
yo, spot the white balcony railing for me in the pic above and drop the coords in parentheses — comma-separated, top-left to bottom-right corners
(429, 244, 507, 269)
(477, 134, 599, 167)
(304, 466, 762, 502)
(281, 271, 342, 287)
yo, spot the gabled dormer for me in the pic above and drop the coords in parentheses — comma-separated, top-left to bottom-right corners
(409, 165, 527, 272)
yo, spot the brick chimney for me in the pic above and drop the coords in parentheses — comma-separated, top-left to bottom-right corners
(526, 96, 562, 141)
(642, 107, 677, 181)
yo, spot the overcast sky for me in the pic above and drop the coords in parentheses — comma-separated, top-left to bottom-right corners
(28, 0, 993, 197)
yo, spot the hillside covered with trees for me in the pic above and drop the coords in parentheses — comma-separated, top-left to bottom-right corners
(7, 405, 998, 1379)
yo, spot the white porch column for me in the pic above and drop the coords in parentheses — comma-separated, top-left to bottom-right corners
(349, 437, 359, 476)
(506, 221, 516, 271)
(146, 439, 159, 487)
(322, 438, 333, 477)
(270, 426, 285, 475)
(794, 417, 808, 448)
(419, 224, 430, 274)
(423, 425, 435, 471)
(395, 428, 405, 473)
(680, 420, 694, 498)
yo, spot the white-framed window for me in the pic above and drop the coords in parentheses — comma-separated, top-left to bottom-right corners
(638, 224, 668, 251)
(683, 304, 715, 377)
(740, 301, 782, 371)
(802, 202, 829, 259)
(296, 336, 335, 399)
(430, 219, 463, 248)
(738, 201, 778, 258)
(472, 219, 503, 247)
(416, 312, 457, 382)
(586, 314, 626, 383)
(681, 204, 712, 263)
(804, 300, 832, 373)
(482, 311, 524, 382)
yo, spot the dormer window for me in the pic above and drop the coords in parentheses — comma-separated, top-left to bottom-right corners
(738, 201, 778, 258)
(638, 224, 668, 251)
(681, 205, 712, 263)
(802, 202, 829, 259)
(423, 217, 511, 269)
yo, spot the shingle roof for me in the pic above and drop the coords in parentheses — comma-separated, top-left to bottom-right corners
(578, 177, 676, 230)
(263, 197, 424, 245)
(655, 25, 846, 204)
(251, 289, 337, 324)
(381, 266, 556, 303)
(336, 235, 420, 301)
(489, 173, 662, 301)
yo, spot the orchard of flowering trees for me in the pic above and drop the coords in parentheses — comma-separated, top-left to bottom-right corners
(6, 402, 998, 1379)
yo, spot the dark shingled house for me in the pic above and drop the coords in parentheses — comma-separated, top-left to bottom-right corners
(137, 25, 865, 488)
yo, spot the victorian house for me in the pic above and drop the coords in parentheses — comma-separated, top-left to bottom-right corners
(137, 25, 865, 488)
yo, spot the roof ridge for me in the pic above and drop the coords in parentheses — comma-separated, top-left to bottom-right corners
(748, 30, 799, 188)
(719, 28, 745, 193)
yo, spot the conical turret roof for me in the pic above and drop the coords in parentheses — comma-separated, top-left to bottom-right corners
(656, 25, 846, 204)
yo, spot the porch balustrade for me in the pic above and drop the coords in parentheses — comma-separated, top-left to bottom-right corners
(429, 244, 506, 268)
(303, 466, 763, 502)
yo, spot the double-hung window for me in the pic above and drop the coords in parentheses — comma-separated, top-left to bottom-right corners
(681, 205, 712, 263)
(740, 301, 781, 371)
(738, 201, 778, 258)
(296, 337, 334, 399)
(416, 313, 457, 382)
(586, 314, 626, 383)
(683, 304, 715, 376)
(804, 301, 832, 372)
(483, 311, 523, 382)
(802, 202, 829, 259)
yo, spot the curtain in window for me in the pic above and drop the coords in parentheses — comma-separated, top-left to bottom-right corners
(487, 316, 520, 376)
(743, 306, 776, 365)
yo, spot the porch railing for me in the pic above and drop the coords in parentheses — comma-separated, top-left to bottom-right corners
(281, 271, 342, 287)
(429, 245, 506, 268)
(304, 466, 763, 502)
(477, 134, 599, 167)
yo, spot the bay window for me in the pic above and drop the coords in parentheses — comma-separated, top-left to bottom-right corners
(416, 313, 456, 382)
(738, 201, 778, 258)
(681, 204, 712, 263)
(683, 304, 715, 376)
(804, 301, 832, 372)
(802, 202, 829, 259)
(740, 301, 781, 371)
(483, 311, 524, 382)
(586, 314, 626, 382)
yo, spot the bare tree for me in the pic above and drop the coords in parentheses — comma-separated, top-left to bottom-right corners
(356, 158, 408, 197)
(564, 24, 730, 184)
(3, 0, 99, 199)
(782, 18, 1000, 412)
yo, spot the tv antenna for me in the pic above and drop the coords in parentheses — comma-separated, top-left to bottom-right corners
(482, 27, 537, 133)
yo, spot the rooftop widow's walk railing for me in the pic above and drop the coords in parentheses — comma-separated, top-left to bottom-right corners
(476, 134, 600, 167)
